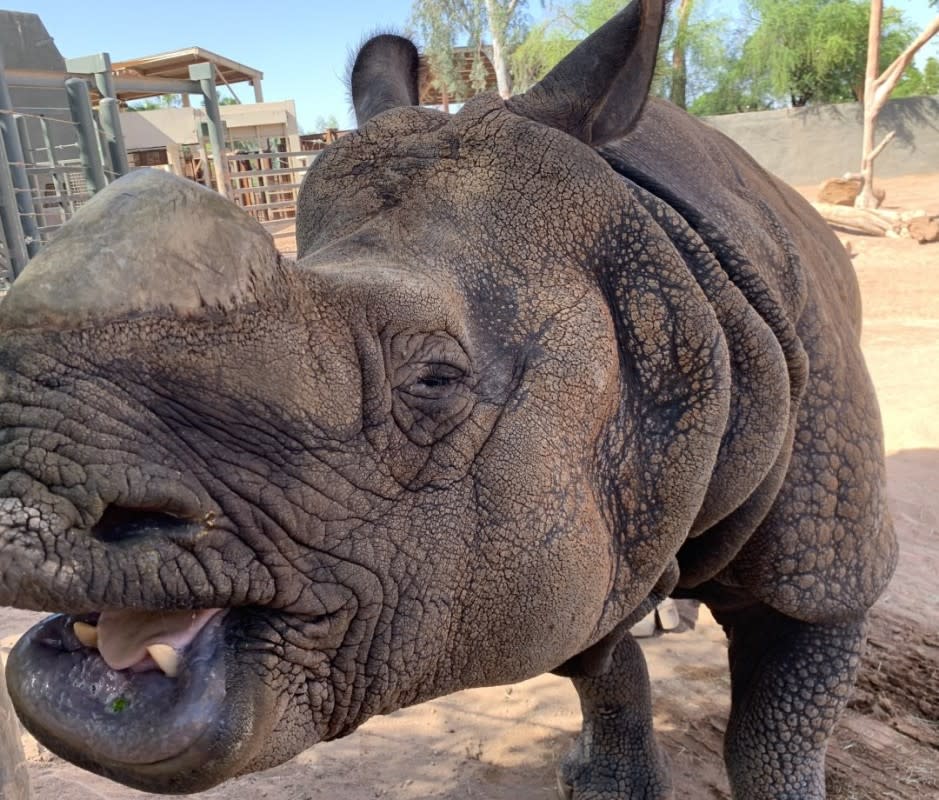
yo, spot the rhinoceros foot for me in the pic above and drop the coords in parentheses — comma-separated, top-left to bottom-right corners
(556, 732, 673, 800)
(557, 633, 673, 800)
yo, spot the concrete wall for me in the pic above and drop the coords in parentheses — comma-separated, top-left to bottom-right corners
(119, 108, 199, 149)
(703, 95, 939, 186)
(0, 12, 79, 157)
(119, 101, 300, 151)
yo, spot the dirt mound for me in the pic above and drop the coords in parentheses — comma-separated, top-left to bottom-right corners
(850, 610, 939, 747)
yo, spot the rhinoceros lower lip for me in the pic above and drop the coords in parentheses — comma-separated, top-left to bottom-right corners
(6, 608, 228, 766)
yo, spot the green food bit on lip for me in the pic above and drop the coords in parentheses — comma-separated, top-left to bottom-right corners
(109, 697, 129, 713)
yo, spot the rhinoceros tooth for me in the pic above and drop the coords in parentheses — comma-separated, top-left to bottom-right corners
(73, 621, 99, 648)
(146, 644, 180, 677)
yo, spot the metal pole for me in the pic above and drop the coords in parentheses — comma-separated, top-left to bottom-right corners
(65, 77, 107, 195)
(67, 54, 129, 178)
(0, 45, 41, 258)
(98, 97, 129, 177)
(94, 111, 113, 179)
(0, 132, 29, 279)
(39, 116, 69, 217)
(15, 114, 44, 238)
(196, 133, 212, 189)
(189, 63, 231, 199)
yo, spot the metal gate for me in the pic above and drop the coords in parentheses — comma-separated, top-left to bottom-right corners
(228, 146, 312, 225)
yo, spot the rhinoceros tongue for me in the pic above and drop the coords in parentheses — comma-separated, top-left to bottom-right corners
(97, 608, 222, 671)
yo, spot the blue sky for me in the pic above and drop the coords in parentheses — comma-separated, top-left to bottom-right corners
(21, 0, 419, 131)
(16, 0, 939, 132)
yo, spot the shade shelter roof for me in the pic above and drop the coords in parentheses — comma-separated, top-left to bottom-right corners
(110, 47, 264, 102)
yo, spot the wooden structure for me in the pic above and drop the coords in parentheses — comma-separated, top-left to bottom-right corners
(112, 47, 264, 105)
(229, 144, 310, 223)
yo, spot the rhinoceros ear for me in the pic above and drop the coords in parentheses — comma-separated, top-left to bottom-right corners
(351, 35, 420, 127)
(507, 0, 666, 146)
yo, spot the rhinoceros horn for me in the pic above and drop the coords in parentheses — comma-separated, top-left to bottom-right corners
(508, 0, 666, 146)
(0, 169, 279, 332)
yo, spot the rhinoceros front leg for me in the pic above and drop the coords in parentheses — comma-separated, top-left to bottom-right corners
(558, 633, 673, 800)
(715, 603, 865, 800)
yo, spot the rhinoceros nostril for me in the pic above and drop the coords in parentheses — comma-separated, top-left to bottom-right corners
(91, 505, 199, 543)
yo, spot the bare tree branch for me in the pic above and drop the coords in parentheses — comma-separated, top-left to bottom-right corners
(872, 13, 939, 112)
(869, 130, 896, 162)
(857, 4, 939, 208)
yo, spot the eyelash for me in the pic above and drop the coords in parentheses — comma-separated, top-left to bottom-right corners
(413, 364, 463, 391)
(417, 373, 454, 388)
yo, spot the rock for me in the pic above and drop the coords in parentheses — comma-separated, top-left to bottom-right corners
(819, 178, 862, 206)
(908, 216, 939, 244)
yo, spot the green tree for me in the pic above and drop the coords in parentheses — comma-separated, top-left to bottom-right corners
(511, 0, 621, 91)
(739, 0, 916, 107)
(314, 114, 340, 131)
(669, 0, 694, 108)
(662, 1, 739, 109)
(927, 57, 939, 94)
(410, 0, 529, 99)
(894, 56, 939, 96)
(511, 0, 735, 110)
(126, 94, 183, 111)
(688, 66, 772, 115)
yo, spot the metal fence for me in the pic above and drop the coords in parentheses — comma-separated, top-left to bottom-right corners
(0, 88, 125, 271)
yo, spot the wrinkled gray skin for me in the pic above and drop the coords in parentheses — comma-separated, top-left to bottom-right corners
(0, 1, 896, 797)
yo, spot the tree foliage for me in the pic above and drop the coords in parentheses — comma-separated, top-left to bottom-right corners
(511, 0, 621, 90)
(126, 94, 183, 111)
(894, 57, 939, 97)
(314, 114, 340, 131)
(739, 0, 917, 107)
(410, 0, 529, 99)
(511, 0, 934, 118)
(511, 0, 738, 107)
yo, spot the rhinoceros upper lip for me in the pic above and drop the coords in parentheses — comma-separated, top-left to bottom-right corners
(6, 608, 229, 766)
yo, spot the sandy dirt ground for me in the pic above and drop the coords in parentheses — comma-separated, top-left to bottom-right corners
(1, 174, 936, 800)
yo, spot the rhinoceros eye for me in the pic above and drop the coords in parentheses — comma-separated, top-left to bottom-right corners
(387, 333, 475, 446)
(409, 363, 464, 396)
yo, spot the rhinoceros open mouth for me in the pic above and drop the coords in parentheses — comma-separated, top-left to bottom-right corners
(0, 491, 345, 792)
(6, 607, 230, 769)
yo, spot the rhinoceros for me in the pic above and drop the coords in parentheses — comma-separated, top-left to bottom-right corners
(0, 1, 896, 797)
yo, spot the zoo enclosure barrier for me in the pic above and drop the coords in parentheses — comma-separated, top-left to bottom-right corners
(0, 50, 231, 285)
(228, 144, 311, 225)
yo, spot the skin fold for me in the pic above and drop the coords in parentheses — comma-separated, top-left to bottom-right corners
(0, 1, 895, 797)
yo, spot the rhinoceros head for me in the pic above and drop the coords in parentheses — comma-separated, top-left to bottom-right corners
(0, 0, 730, 792)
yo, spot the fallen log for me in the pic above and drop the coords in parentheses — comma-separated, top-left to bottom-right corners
(0, 672, 31, 799)
(812, 202, 895, 235)
(812, 202, 938, 243)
